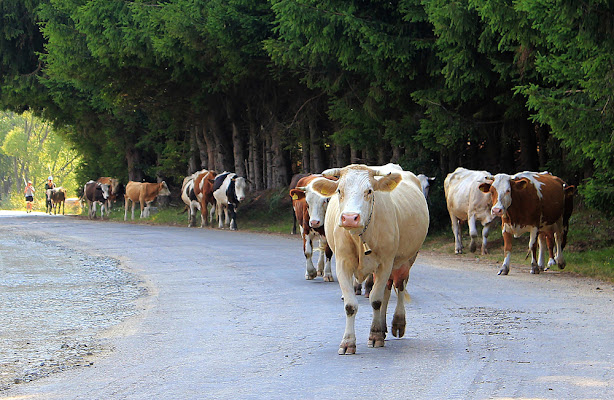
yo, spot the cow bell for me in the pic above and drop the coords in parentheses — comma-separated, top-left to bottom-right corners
(362, 240, 372, 256)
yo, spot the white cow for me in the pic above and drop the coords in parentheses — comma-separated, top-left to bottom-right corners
(416, 174, 436, 199)
(290, 174, 334, 281)
(212, 172, 248, 230)
(444, 167, 497, 255)
(312, 164, 429, 355)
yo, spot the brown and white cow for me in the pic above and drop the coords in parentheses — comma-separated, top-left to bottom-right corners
(289, 173, 311, 234)
(124, 181, 171, 220)
(478, 171, 573, 275)
(289, 174, 335, 282)
(97, 177, 123, 214)
(181, 170, 207, 227)
(193, 170, 217, 227)
(312, 164, 429, 355)
(444, 167, 497, 255)
(47, 187, 67, 215)
(84, 181, 110, 219)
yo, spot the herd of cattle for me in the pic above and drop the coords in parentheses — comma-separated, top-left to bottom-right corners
(43, 163, 574, 355)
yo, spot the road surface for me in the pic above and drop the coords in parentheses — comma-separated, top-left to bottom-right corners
(1, 212, 614, 399)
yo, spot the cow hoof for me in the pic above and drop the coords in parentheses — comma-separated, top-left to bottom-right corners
(498, 267, 509, 275)
(368, 331, 385, 348)
(455, 249, 463, 255)
(469, 242, 477, 253)
(338, 341, 356, 355)
(305, 268, 317, 280)
(323, 274, 334, 282)
(481, 248, 489, 255)
(391, 315, 406, 338)
(530, 267, 540, 274)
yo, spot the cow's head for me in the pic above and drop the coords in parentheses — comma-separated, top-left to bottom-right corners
(233, 177, 248, 202)
(478, 174, 529, 217)
(99, 183, 110, 200)
(417, 174, 436, 199)
(291, 179, 332, 229)
(159, 181, 171, 197)
(313, 164, 402, 232)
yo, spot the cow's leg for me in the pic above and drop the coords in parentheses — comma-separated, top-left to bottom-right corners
(468, 214, 479, 253)
(353, 277, 362, 295)
(528, 228, 540, 274)
(217, 203, 225, 229)
(322, 239, 334, 282)
(499, 230, 513, 275)
(481, 221, 493, 255)
(228, 204, 238, 230)
(368, 264, 391, 348)
(304, 230, 317, 280)
(337, 262, 358, 355)
(364, 274, 374, 298)
(131, 202, 135, 220)
(124, 198, 129, 221)
(316, 236, 325, 277)
(450, 213, 463, 254)
(537, 233, 548, 271)
(545, 233, 557, 270)
(208, 202, 216, 226)
(554, 230, 566, 269)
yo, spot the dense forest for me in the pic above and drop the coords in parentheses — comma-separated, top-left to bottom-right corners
(1, 1, 613, 213)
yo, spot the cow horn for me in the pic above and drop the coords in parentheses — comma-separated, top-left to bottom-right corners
(322, 168, 341, 177)
(295, 186, 307, 191)
(372, 171, 392, 177)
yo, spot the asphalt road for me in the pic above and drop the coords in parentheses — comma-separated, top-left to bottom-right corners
(1, 212, 614, 399)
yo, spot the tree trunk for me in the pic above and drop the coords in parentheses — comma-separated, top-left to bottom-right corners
(391, 146, 404, 163)
(208, 113, 231, 172)
(194, 124, 208, 169)
(264, 129, 273, 188)
(202, 123, 216, 172)
(231, 121, 246, 177)
(300, 122, 310, 173)
(334, 143, 350, 167)
(517, 117, 539, 171)
(249, 121, 264, 190)
(309, 115, 327, 173)
(126, 146, 143, 182)
(271, 121, 289, 188)
(188, 126, 199, 175)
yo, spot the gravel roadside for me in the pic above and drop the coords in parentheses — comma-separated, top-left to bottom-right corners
(0, 227, 145, 392)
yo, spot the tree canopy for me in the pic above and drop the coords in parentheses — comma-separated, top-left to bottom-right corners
(1, 0, 613, 213)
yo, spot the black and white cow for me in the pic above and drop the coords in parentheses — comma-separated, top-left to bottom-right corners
(212, 172, 248, 230)
(84, 180, 110, 219)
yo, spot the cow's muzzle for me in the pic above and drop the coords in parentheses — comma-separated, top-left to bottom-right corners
(340, 213, 361, 228)
(492, 207, 504, 217)
(309, 219, 322, 228)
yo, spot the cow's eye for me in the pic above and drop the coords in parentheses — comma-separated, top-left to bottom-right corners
(367, 189, 373, 195)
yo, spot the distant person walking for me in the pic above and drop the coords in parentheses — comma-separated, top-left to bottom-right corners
(45, 176, 55, 214)
(24, 181, 35, 213)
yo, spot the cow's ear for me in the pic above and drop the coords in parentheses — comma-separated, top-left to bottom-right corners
(374, 172, 402, 192)
(513, 178, 529, 191)
(311, 179, 338, 197)
(289, 189, 305, 201)
(478, 182, 491, 193)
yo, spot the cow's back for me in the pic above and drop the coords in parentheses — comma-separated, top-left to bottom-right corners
(445, 167, 492, 222)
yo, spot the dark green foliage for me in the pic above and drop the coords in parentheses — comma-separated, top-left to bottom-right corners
(0, 0, 612, 214)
